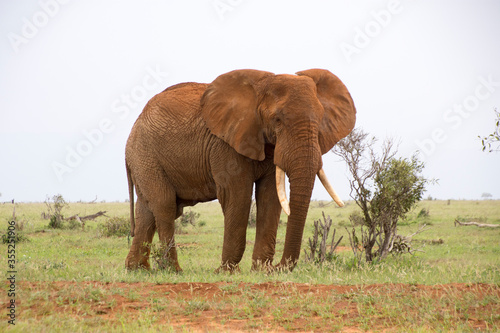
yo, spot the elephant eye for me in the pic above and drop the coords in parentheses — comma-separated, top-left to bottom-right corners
(273, 116, 284, 128)
(273, 111, 284, 124)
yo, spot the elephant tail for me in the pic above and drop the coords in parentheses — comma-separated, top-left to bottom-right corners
(126, 162, 135, 237)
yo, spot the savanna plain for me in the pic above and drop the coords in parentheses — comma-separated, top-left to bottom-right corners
(1, 199, 499, 332)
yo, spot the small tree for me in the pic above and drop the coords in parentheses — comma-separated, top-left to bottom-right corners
(333, 129, 434, 262)
(479, 108, 500, 152)
(369, 157, 428, 260)
(45, 194, 68, 229)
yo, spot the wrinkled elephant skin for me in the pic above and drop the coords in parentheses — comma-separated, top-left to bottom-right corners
(125, 69, 356, 272)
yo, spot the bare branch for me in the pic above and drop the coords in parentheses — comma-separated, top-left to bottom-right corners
(454, 219, 500, 228)
(65, 211, 107, 221)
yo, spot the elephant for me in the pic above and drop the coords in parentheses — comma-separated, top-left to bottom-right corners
(124, 68, 356, 272)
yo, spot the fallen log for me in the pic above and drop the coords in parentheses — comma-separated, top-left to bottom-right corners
(65, 211, 107, 221)
(454, 219, 500, 228)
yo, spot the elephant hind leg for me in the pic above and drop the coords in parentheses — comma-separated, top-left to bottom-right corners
(125, 197, 155, 270)
(150, 191, 183, 273)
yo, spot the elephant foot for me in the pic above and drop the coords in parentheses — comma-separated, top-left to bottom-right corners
(125, 257, 151, 271)
(251, 259, 274, 272)
(215, 263, 240, 274)
(273, 259, 297, 273)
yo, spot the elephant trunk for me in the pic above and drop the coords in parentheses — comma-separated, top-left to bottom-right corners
(277, 146, 321, 270)
(277, 167, 344, 213)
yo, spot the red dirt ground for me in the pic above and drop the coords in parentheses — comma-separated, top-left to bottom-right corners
(18, 281, 500, 332)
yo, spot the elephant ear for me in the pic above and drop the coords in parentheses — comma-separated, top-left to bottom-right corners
(201, 69, 274, 161)
(296, 69, 356, 154)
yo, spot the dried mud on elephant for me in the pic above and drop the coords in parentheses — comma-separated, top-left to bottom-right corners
(125, 69, 356, 272)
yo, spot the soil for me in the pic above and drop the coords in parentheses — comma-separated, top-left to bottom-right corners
(18, 281, 499, 332)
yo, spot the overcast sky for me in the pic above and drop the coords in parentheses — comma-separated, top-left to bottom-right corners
(1, 0, 499, 202)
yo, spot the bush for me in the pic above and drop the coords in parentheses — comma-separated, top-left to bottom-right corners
(1, 232, 29, 244)
(45, 194, 68, 229)
(98, 217, 129, 237)
(304, 212, 343, 265)
(66, 218, 82, 230)
(48, 215, 64, 229)
(417, 208, 430, 220)
(148, 239, 177, 271)
(16, 219, 29, 231)
(175, 210, 199, 234)
(333, 129, 435, 262)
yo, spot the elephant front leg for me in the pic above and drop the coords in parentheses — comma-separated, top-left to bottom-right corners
(125, 199, 156, 270)
(251, 174, 282, 271)
(216, 181, 254, 273)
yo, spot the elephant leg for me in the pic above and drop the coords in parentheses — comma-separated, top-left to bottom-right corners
(216, 181, 254, 273)
(125, 197, 156, 270)
(150, 192, 183, 273)
(251, 173, 282, 271)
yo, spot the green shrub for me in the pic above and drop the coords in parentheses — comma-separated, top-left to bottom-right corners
(417, 208, 430, 219)
(148, 240, 177, 271)
(45, 194, 68, 229)
(334, 129, 435, 262)
(98, 216, 130, 237)
(48, 215, 64, 229)
(1, 232, 29, 243)
(175, 210, 199, 234)
(66, 218, 82, 230)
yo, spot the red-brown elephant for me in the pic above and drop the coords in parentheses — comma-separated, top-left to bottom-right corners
(125, 69, 356, 272)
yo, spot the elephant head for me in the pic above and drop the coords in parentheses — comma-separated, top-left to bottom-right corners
(200, 69, 356, 269)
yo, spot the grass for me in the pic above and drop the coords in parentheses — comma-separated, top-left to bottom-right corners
(1, 199, 499, 331)
(14, 280, 500, 332)
(3, 199, 498, 284)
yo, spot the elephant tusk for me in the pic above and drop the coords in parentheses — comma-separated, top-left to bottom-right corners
(276, 166, 291, 216)
(317, 168, 345, 207)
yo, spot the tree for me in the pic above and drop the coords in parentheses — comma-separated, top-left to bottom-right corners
(45, 194, 68, 229)
(479, 108, 500, 152)
(333, 129, 434, 262)
(481, 192, 493, 200)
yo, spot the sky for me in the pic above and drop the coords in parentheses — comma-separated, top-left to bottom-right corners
(1, 0, 499, 203)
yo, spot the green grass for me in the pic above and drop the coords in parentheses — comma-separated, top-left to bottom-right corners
(1, 199, 499, 284)
(1, 199, 499, 331)
(13, 279, 499, 332)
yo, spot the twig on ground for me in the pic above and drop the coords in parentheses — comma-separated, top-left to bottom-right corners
(454, 219, 500, 228)
(65, 211, 107, 221)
